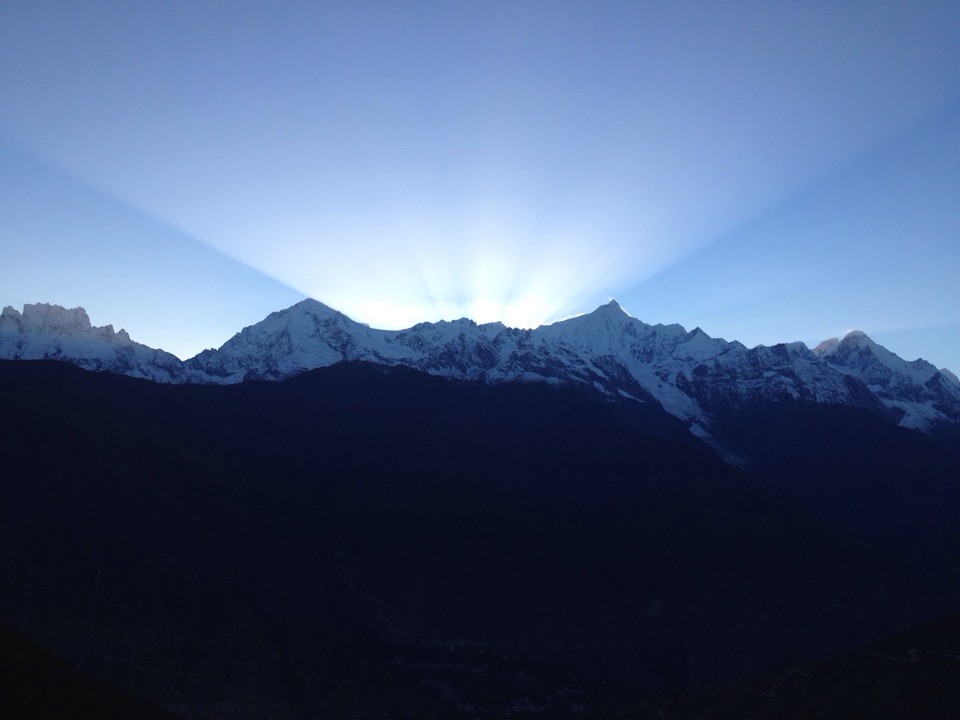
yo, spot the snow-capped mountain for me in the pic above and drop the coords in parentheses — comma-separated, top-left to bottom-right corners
(0, 303, 184, 382)
(181, 298, 944, 429)
(814, 330, 960, 429)
(4, 299, 959, 436)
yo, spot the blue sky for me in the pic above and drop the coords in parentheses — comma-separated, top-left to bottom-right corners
(2, 1, 958, 371)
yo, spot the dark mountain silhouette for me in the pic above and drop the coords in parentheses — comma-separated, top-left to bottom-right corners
(2, 359, 959, 717)
(0, 620, 175, 720)
(615, 610, 960, 719)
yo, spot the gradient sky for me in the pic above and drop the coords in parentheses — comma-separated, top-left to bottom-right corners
(2, 1, 958, 371)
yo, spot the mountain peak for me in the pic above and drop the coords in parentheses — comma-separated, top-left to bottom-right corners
(815, 330, 877, 357)
(597, 299, 628, 315)
(20, 303, 93, 333)
(810, 328, 958, 429)
(813, 337, 840, 357)
(289, 298, 341, 318)
(842, 329, 874, 345)
(0, 302, 183, 381)
(4, 298, 959, 434)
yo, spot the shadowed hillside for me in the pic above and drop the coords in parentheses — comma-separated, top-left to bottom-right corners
(2, 359, 959, 717)
(0, 620, 175, 720)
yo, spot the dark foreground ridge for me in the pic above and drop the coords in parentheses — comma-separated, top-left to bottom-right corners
(0, 620, 175, 720)
(2, 359, 960, 718)
(618, 611, 960, 719)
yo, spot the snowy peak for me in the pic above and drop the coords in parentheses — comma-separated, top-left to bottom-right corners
(814, 330, 881, 357)
(671, 327, 734, 363)
(0, 303, 183, 382)
(3, 299, 958, 436)
(597, 298, 628, 316)
(1, 303, 126, 342)
(287, 297, 347, 321)
(1, 303, 110, 347)
(841, 328, 872, 344)
(813, 337, 840, 356)
(535, 299, 643, 355)
(823, 330, 939, 380)
(813, 329, 959, 429)
(182, 298, 388, 382)
(8, 303, 94, 334)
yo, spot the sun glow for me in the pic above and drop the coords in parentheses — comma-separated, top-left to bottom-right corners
(282, 204, 632, 332)
(404, 229, 615, 330)
(335, 251, 596, 331)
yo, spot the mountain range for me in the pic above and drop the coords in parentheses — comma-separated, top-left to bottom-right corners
(4, 299, 960, 717)
(3, 299, 958, 440)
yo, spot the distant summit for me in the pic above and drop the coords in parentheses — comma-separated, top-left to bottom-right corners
(814, 329, 959, 427)
(3, 299, 959, 435)
(0, 303, 183, 382)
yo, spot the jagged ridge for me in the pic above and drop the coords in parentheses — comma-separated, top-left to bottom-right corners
(3, 299, 959, 436)
(0, 304, 183, 383)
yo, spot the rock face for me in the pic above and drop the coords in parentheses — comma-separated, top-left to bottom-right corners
(4, 299, 959, 435)
(0, 304, 184, 383)
(814, 331, 960, 429)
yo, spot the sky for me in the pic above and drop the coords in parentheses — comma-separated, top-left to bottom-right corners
(2, 1, 958, 371)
